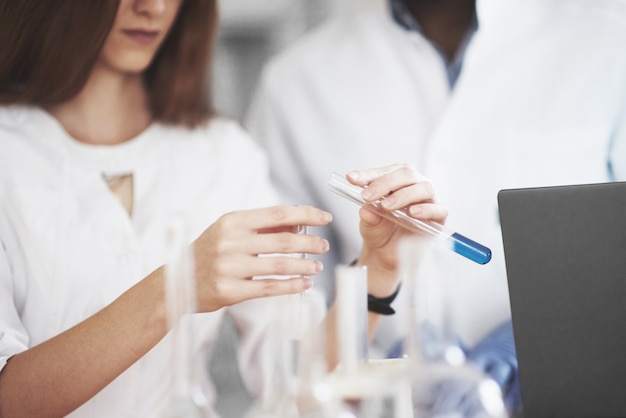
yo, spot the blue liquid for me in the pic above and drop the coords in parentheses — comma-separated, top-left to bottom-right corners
(450, 232, 492, 265)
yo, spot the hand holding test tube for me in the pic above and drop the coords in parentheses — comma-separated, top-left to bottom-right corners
(327, 172, 491, 265)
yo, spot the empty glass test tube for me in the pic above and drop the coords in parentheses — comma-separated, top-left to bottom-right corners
(327, 172, 492, 265)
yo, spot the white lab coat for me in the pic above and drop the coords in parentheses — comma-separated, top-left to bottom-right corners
(247, 0, 626, 347)
(0, 106, 279, 417)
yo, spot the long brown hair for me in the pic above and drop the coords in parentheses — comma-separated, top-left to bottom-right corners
(0, 0, 217, 127)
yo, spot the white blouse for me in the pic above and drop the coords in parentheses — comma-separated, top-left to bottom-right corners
(0, 106, 279, 417)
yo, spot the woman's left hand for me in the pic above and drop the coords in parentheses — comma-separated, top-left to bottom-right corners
(347, 164, 448, 297)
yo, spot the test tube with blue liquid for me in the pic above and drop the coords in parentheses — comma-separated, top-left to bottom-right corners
(326, 172, 491, 265)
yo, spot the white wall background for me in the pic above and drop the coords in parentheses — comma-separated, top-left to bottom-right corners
(213, 0, 379, 120)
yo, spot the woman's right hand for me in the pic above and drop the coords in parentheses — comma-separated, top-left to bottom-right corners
(192, 205, 332, 312)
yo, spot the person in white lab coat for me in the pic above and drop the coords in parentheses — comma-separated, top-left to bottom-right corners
(248, 0, 626, 413)
(0, 1, 448, 417)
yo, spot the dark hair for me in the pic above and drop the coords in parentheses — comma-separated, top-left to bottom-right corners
(0, 0, 217, 127)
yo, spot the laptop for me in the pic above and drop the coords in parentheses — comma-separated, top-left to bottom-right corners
(498, 182, 626, 418)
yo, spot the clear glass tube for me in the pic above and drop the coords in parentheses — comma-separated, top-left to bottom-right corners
(399, 237, 508, 418)
(335, 265, 369, 374)
(327, 172, 492, 265)
(327, 265, 413, 418)
(160, 218, 212, 418)
(247, 227, 338, 418)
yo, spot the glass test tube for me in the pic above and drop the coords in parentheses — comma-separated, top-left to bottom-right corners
(335, 265, 369, 374)
(331, 265, 413, 418)
(247, 225, 322, 418)
(162, 218, 211, 418)
(326, 172, 492, 265)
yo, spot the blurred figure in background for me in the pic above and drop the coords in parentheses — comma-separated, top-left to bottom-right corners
(247, 0, 626, 414)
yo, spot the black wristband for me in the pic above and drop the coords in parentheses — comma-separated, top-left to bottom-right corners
(367, 284, 401, 315)
(348, 258, 401, 315)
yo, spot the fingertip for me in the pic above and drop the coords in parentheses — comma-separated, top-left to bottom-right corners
(347, 170, 370, 186)
(361, 187, 374, 200)
(321, 210, 333, 223)
(408, 205, 423, 217)
(440, 204, 449, 219)
(408, 203, 448, 223)
(359, 206, 383, 226)
(347, 170, 361, 181)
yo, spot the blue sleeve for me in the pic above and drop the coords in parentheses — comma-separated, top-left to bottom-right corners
(386, 320, 522, 415)
(465, 320, 521, 414)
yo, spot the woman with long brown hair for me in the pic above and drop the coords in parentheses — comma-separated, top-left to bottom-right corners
(0, 0, 447, 416)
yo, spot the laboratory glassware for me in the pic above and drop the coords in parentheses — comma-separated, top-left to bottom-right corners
(326, 265, 414, 418)
(246, 227, 338, 418)
(327, 172, 492, 265)
(160, 218, 213, 418)
(398, 237, 508, 418)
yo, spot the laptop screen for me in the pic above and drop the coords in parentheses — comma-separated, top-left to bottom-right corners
(498, 182, 626, 418)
